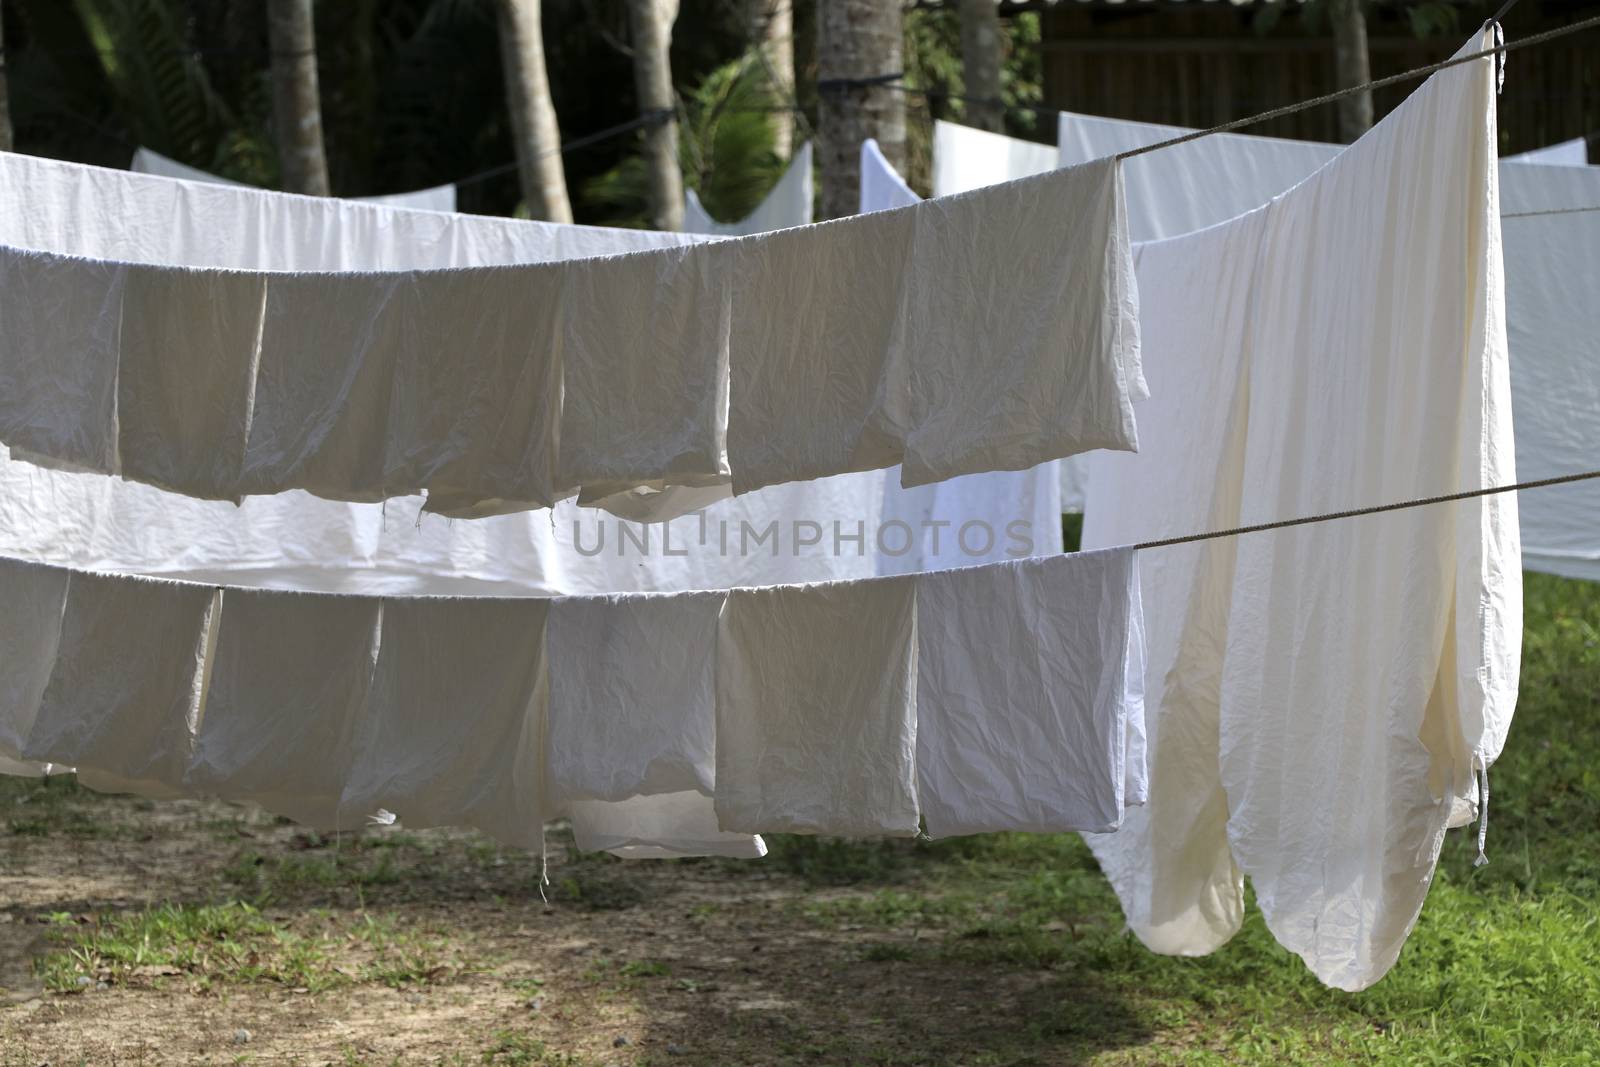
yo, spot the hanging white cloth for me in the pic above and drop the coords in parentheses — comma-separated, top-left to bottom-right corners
(931, 120, 1057, 200)
(715, 575, 922, 837)
(20, 568, 217, 800)
(546, 590, 765, 859)
(131, 147, 459, 212)
(338, 596, 549, 851)
(1505, 137, 1588, 165)
(1057, 107, 1600, 582)
(683, 142, 814, 236)
(184, 588, 382, 829)
(0, 150, 1139, 514)
(858, 138, 919, 213)
(914, 548, 1146, 838)
(1081, 28, 1518, 991)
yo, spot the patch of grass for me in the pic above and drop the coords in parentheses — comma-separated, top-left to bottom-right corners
(480, 1031, 590, 1065)
(551, 868, 646, 911)
(617, 958, 670, 978)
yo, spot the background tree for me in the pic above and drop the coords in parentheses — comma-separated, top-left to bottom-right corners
(957, 0, 1002, 133)
(626, 0, 684, 231)
(497, 0, 573, 221)
(745, 0, 794, 157)
(266, 0, 329, 194)
(816, 0, 903, 219)
(1329, 0, 1372, 140)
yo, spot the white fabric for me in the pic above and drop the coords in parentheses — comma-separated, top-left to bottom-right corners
(1505, 137, 1588, 165)
(728, 157, 1139, 493)
(21, 567, 216, 799)
(683, 142, 813, 236)
(715, 575, 920, 836)
(931, 120, 1057, 200)
(858, 138, 919, 213)
(929, 121, 1099, 512)
(1057, 111, 1600, 581)
(0, 558, 70, 774)
(1082, 29, 1519, 990)
(914, 548, 1145, 838)
(133, 147, 459, 211)
(339, 597, 548, 851)
(0, 149, 1137, 513)
(547, 590, 765, 859)
(185, 588, 381, 828)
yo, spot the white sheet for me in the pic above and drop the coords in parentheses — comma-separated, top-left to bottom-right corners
(1082, 28, 1519, 990)
(21, 568, 216, 800)
(185, 588, 381, 829)
(715, 575, 921, 836)
(1057, 107, 1600, 581)
(1505, 137, 1588, 165)
(914, 548, 1145, 837)
(547, 590, 765, 859)
(132, 147, 459, 211)
(859, 138, 919, 213)
(683, 142, 813, 236)
(339, 597, 549, 851)
(931, 120, 1057, 200)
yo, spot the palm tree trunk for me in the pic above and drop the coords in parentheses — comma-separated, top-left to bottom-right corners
(958, 0, 1004, 134)
(267, 0, 330, 195)
(626, 0, 684, 232)
(747, 0, 795, 159)
(497, 0, 573, 222)
(1329, 0, 1372, 142)
(817, 0, 904, 220)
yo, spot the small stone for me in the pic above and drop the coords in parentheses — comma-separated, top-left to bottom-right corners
(95, 982, 108, 991)
(612, 1036, 632, 1048)
(232, 1029, 252, 1045)
(666, 1044, 687, 1056)
(525, 997, 543, 1012)
(73, 976, 90, 988)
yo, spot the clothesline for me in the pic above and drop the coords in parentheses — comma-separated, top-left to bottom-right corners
(1125, 469, 1600, 554)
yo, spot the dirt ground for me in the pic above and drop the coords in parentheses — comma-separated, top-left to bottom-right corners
(0, 782, 1139, 1066)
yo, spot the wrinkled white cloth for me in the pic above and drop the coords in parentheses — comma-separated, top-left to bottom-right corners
(932, 120, 1057, 200)
(683, 142, 813, 236)
(21, 568, 216, 799)
(547, 590, 765, 859)
(929, 121, 1101, 512)
(1505, 137, 1588, 165)
(1057, 110, 1600, 581)
(859, 138, 919, 213)
(0, 558, 70, 775)
(0, 149, 1137, 512)
(915, 548, 1145, 838)
(1082, 29, 1519, 991)
(715, 575, 920, 836)
(185, 588, 382, 828)
(557, 244, 732, 497)
(132, 147, 459, 211)
(339, 597, 549, 850)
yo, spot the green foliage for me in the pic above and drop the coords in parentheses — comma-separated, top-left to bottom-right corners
(586, 51, 788, 229)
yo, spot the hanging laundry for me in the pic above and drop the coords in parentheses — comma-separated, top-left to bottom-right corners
(546, 590, 765, 859)
(21, 568, 216, 800)
(185, 588, 381, 829)
(2, 150, 697, 272)
(1082, 27, 1518, 991)
(914, 549, 1146, 838)
(715, 576, 921, 836)
(859, 138, 919, 213)
(339, 597, 549, 851)
(0, 558, 70, 775)
(132, 147, 460, 211)
(931, 120, 1057, 200)
(0, 149, 1139, 514)
(1505, 137, 1589, 165)
(683, 143, 814, 236)
(557, 244, 733, 498)
(1057, 107, 1600, 582)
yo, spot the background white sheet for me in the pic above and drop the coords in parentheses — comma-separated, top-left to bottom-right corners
(683, 142, 813, 236)
(133, 147, 459, 211)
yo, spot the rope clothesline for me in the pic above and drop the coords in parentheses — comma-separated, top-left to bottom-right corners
(1124, 470, 1600, 554)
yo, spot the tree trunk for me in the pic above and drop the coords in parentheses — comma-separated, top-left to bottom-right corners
(267, 0, 331, 195)
(817, 0, 904, 220)
(958, 0, 1004, 134)
(1329, 0, 1372, 143)
(0, 3, 12, 154)
(747, 0, 795, 159)
(497, 0, 573, 222)
(626, 0, 684, 232)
